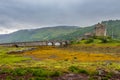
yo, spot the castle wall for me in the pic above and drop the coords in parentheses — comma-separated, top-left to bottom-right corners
(95, 23, 107, 36)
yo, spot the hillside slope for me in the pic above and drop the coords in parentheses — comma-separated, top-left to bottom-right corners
(0, 26, 78, 43)
(0, 20, 120, 43)
(102, 20, 120, 39)
(54, 20, 120, 40)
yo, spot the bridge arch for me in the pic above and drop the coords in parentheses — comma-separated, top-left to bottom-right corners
(54, 42, 61, 46)
(47, 42, 53, 46)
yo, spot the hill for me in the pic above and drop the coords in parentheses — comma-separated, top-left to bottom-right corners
(0, 26, 79, 43)
(54, 20, 120, 40)
(0, 20, 120, 43)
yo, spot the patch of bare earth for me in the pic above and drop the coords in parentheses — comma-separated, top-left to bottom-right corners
(53, 73, 89, 80)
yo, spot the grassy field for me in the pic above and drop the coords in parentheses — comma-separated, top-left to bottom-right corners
(0, 47, 31, 64)
(0, 43, 120, 80)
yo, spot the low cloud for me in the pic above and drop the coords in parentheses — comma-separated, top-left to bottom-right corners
(0, 0, 120, 34)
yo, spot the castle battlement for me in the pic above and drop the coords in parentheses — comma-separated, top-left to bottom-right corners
(95, 23, 107, 36)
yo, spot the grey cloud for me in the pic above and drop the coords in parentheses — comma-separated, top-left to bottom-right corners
(0, 0, 120, 32)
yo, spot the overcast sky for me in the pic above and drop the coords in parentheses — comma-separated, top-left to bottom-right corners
(0, 0, 120, 34)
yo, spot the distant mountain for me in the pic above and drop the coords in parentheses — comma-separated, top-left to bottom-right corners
(0, 26, 79, 43)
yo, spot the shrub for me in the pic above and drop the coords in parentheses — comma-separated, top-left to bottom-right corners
(68, 66, 80, 73)
(64, 59, 68, 61)
(29, 78, 34, 80)
(32, 68, 51, 77)
(32, 69, 44, 77)
(78, 69, 89, 74)
(34, 77, 46, 80)
(68, 66, 89, 74)
(51, 71, 62, 77)
(19, 78, 24, 80)
(85, 38, 94, 44)
(71, 41, 77, 44)
(106, 72, 113, 78)
(89, 77, 95, 80)
(89, 71, 99, 76)
(6, 76, 13, 80)
(0, 68, 12, 74)
(101, 77, 109, 80)
(73, 57, 77, 59)
(12, 68, 27, 76)
(101, 38, 108, 43)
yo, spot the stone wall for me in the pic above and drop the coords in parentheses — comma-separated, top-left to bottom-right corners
(0, 41, 70, 47)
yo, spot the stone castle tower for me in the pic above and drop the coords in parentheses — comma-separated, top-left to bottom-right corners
(95, 23, 107, 36)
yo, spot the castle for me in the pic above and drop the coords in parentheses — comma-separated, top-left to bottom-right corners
(82, 23, 107, 39)
(95, 23, 107, 36)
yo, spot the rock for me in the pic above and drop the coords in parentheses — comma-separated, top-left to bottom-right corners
(7, 47, 37, 54)
(53, 73, 89, 80)
(7, 50, 23, 54)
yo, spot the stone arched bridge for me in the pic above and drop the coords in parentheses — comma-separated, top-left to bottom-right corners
(0, 40, 70, 47)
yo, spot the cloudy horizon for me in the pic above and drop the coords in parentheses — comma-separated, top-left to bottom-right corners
(0, 0, 120, 34)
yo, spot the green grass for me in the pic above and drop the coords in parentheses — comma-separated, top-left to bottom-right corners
(0, 67, 62, 80)
(71, 36, 120, 46)
(0, 47, 31, 64)
(0, 55, 30, 64)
